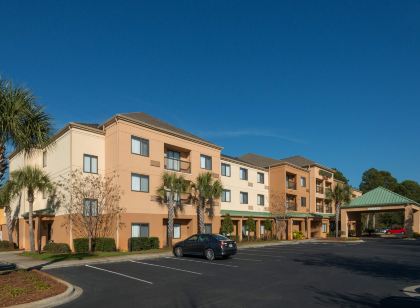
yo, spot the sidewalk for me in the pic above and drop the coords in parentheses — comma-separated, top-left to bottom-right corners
(0, 238, 363, 270)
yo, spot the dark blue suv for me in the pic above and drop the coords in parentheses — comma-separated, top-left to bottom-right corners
(173, 234, 237, 261)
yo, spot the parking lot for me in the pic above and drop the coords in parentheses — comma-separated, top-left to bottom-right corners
(48, 239, 420, 307)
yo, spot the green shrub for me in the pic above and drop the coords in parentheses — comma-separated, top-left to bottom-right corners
(413, 232, 420, 238)
(0, 240, 16, 250)
(73, 237, 117, 252)
(95, 238, 116, 252)
(73, 238, 89, 253)
(293, 231, 305, 240)
(43, 242, 71, 253)
(128, 237, 160, 251)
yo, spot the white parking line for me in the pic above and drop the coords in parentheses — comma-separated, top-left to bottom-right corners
(85, 264, 153, 284)
(232, 257, 263, 262)
(164, 257, 239, 268)
(129, 260, 202, 275)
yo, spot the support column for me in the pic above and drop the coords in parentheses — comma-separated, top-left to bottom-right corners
(340, 209, 349, 238)
(355, 213, 362, 237)
(238, 219, 243, 241)
(413, 209, 420, 234)
(306, 219, 312, 239)
(404, 206, 414, 237)
(301, 219, 306, 235)
(287, 218, 293, 240)
(256, 220, 261, 239)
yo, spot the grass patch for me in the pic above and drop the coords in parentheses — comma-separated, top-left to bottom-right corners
(21, 248, 170, 263)
(0, 270, 66, 307)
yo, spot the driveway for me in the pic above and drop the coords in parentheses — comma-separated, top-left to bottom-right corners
(47, 239, 420, 307)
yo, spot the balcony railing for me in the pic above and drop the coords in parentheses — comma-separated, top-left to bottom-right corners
(287, 181, 297, 190)
(164, 157, 191, 173)
(316, 186, 324, 194)
(325, 206, 333, 213)
(287, 202, 297, 211)
(316, 205, 324, 212)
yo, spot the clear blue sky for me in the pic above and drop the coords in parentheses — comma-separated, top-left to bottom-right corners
(1, 0, 419, 187)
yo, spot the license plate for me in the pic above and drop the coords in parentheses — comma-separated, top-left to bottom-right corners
(229, 244, 233, 248)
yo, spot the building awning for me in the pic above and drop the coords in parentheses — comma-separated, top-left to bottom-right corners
(21, 208, 55, 219)
(221, 210, 273, 218)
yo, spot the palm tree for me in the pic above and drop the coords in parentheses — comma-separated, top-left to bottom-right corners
(0, 181, 16, 243)
(190, 172, 223, 234)
(0, 78, 52, 183)
(326, 183, 352, 238)
(157, 172, 188, 248)
(10, 166, 53, 252)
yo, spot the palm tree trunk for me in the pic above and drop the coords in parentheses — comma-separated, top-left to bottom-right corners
(28, 193, 35, 252)
(167, 200, 174, 248)
(198, 199, 205, 234)
(335, 202, 340, 238)
(0, 143, 7, 184)
(5, 205, 14, 243)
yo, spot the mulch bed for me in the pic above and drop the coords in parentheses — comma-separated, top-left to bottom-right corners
(0, 270, 67, 307)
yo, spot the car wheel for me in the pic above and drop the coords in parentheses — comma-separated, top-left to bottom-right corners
(174, 247, 183, 257)
(205, 248, 215, 261)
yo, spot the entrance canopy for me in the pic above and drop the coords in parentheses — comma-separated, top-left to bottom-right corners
(341, 187, 420, 236)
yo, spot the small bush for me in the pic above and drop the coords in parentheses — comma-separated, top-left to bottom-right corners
(128, 237, 160, 251)
(73, 238, 89, 253)
(413, 232, 420, 238)
(95, 238, 116, 252)
(43, 242, 71, 254)
(293, 231, 305, 240)
(0, 240, 16, 250)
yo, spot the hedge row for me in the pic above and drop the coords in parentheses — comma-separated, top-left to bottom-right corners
(43, 242, 71, 253)
(0, 240, 16, 250)
(128, 237, 159, 251)
(73, 237, 116, 253)
(292, 231, 305, 240)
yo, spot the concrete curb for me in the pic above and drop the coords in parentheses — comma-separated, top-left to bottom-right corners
(237, 239, 364, 249)
(9, 270, 82, 308)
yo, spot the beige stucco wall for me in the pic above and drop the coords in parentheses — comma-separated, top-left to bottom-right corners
(308, 166, 335, 214)
(220, 158, 269, 213)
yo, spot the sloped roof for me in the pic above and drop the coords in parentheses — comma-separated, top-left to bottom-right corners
(73, 122, 101, 129)
(342, 187, 419, 208)
(238, 153, 282, 168)
(280, 155, 316, 167)
(116, 112, 220, 148)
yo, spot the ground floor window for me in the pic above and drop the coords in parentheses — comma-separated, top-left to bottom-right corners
(260, 224, 265, 235)
(132, 223, 149, 237)
(173, 223, 181, 239)
(204, 223, 212, 234)
(322, 223, 327, 233)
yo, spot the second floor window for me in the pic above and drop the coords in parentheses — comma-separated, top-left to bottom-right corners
(131, 136, 149, 156)
(301, 197, 307, 207)
(240, 192, 248, 204)
(221, 163, 231, 177)
(257, 172, 264, 184)
(222, 189, 231, 202)
(131, 174, 149, 192)
(83, 199, 98, 216)
(200, 155, 212, 170)
(240, 168, 248, 180)
(83, 154, 98, 174)
(257, 194, 265, 206)
(300, 177, 306, 187)
(42, 151, 47, 168)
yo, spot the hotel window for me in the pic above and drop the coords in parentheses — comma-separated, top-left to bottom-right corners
(204, 223, 212, 234)
(173, 223, 181, 239)
(222, 190, 231, 202)
(83, 154, 98, 174)
(221, 163, 231, 177)
(131, 223, 149, 238)
(83, 199, 98, 217)
(260, 224, 265, 235)
(240, 192, 248, 204)
(131, 174, 149, 192)
(322, 223, 327, 233)
(301, 197, 307, 207)
(42, 151, 47, 168)
(239, 168, 248, 180)
(300, 176, 306, 187)
(131, 136, 149, 156)
(257, 194, 265, 206)
(257, 172, 264, 184)
(200, 155, 212, 170)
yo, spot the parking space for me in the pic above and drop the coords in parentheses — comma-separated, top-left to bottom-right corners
(48, 239, 420, 307)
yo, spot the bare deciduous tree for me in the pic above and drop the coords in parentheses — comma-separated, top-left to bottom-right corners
(269, 191, 288, 240)
(56, 170, 124, 252)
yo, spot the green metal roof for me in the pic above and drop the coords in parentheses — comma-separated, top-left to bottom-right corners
(342, 186, 419, 208)
(313, 213, 335, 219)
(286, 212, 313, 218)
(221, 210, 273, 218)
